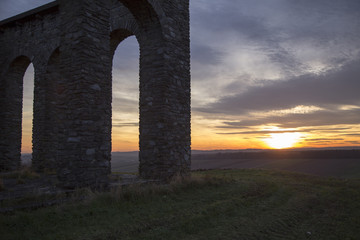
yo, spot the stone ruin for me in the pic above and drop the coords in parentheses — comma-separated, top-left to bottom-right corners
(0, 0, 191, 188)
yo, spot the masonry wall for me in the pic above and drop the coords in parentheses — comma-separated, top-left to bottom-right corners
(0, 5, 60, 171)
(0, 0, 191, 188)
(135, 0, 192, 179)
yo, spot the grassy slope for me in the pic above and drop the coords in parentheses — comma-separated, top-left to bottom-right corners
(1, 169, 360, 240)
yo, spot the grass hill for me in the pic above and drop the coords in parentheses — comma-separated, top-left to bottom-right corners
(1, 169, 360, 239)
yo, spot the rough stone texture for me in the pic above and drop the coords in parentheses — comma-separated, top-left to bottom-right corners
(0, 0, 191, 188)
(0, 3, 61, 172)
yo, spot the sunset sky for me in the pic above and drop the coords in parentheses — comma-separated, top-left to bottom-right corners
(1, 0, 360, 152)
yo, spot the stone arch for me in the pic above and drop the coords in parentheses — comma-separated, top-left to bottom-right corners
(109, 0, 140, 39)
(111, 0, 191, 179)
(110, 29, 135, 57)
(32, 47, 61, 171)
(0, 0, 191, 186)
(118, 0, 164, 32)
(113, 0, 169, 179)
(0, 56, 32, 171)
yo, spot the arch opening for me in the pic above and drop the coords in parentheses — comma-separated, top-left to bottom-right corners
(21, 63, 35, 166)
(111, 33, 140, 174)
(0, 56, 31, 171)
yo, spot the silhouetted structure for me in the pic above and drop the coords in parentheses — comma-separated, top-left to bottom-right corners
(0, 0, 191, 188)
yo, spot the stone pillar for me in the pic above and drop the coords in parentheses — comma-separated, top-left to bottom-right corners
(0, 57, 30, 171)
(56, 0, 112, 188)
(32, 65, 47, 171)
(137, 0, 191, 180)
(32, 50, 60, 171)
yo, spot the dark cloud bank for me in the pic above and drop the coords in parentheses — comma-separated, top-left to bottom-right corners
(196, 58, 360, 129)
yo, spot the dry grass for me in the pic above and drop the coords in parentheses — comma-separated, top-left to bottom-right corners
(2, 170, 360, 240)
(76, 174, 231, 206)
(19, 166, 40, 179)
(4, 166, 40, 180)
(12, 166, 40, 185)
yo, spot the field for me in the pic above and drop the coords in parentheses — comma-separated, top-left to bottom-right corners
(1, 169, 360, 240)
(111, 150, 360, 179)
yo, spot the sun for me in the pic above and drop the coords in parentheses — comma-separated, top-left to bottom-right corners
(263, 132, 302, 149)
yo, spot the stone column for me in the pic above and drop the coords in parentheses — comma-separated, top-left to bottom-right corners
(32, 65, 47, 171)
(137, 0, 191, 180)
(56, 0, 112, 188)
(32, 50, 60, 171)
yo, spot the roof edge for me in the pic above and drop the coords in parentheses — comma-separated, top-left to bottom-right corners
(0, 1, 59, 28)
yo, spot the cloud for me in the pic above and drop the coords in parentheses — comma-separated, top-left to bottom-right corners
(345, 134, 360, 137)
(112, 122, 138, 128)
(219, 108, 360, 129)
(215, 127, 360, 138)
(217, 130, 300, 135)
(112, 97, 138, 114)
(191, 44, 224, 66)
(191, 0, 304, 76)
(266, 0, 360, 51)
(305, 138, 344, 142)
(189, 0, 360, 117)
(191, 0, 360, 81)
(196, 58, 360, 116)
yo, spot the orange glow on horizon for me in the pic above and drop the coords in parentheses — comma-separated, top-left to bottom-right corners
(263, 132, 302, 149)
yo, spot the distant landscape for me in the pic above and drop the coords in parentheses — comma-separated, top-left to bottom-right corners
(111, 148, 360, 178)
(23, 147, 360, 178)
(191, 148, 360, 179)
